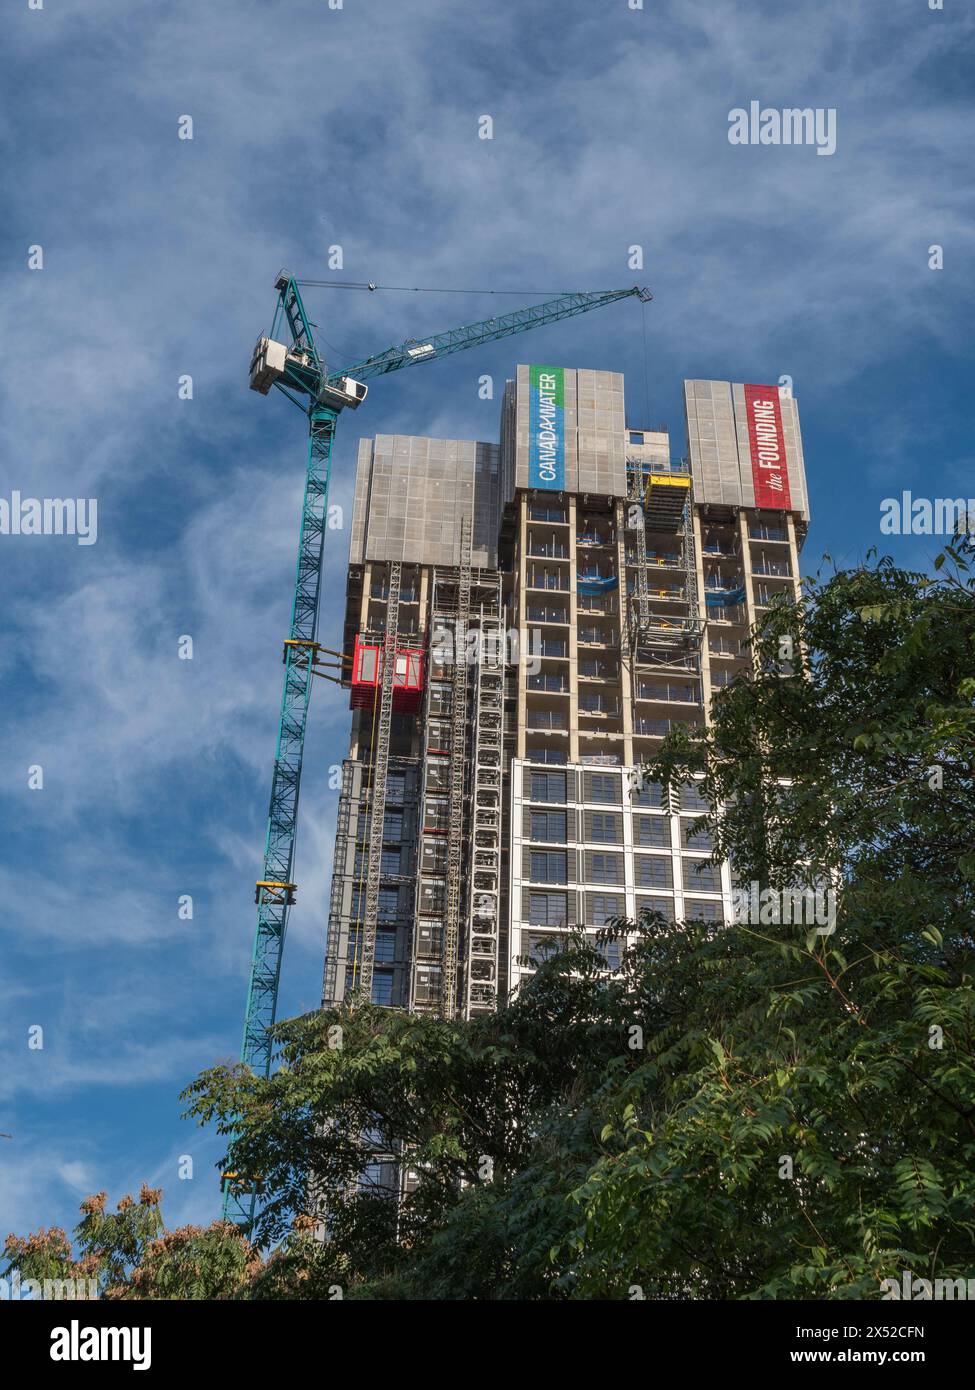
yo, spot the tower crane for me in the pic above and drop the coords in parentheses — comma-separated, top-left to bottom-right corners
(224, 274, 651, 1225)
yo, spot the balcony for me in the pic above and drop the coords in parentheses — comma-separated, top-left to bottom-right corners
(527, 570, 569, 592)
(578, 695, 620, 717)
(751, 560, 793, 578)
(578, 626, 618, 647)
(578, 596, 616, 616)
(526, 604, 569, 624)
(528, 506, 567, 524)
(526, 711, 569, 730)
(526, 746, 568, 765)
(579, 662, 618, 681)
(638, 681, 700, 704)
(528, 674, 569, 693)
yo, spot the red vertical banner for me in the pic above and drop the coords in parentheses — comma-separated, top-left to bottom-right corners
(743, 385, 792, 510)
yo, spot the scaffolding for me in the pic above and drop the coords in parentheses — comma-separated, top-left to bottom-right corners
(625, 461, 702, 673)
(464, 599, 504, 1016)
(409, 525, 504, 1019)
(355, 562, 402, 1001)
(440, 519, 472, 1017)
(322, 759, 356, 1005)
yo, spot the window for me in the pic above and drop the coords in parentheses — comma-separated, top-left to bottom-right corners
(527, 747, 567, 765)
(371, 971, 394, 1005)
(380, 846, 401, 875)
(523, 932, 566, 962)
(636, 856, 672, 889)
(588, 773, 619, 804)
(588, 893, 624, 926)
(681, 821, 713, 852)
(630, 778, 665, 808)
(375, 931, 396, 964)
(593, 936, 622, 971)
(589, 812, 620, 843)
(386, 773, 406, 802)
(377, 888, 399, 921)
(589, 852, 621, 885)
(530, 771, 567, 804)
(683, 859, 719, 891)
(635, 816, 669, 848)
(639, 680, 698, 703)
(530, 850, 567, 883)
(680, 782, 709, 812)
(527, 710, 567, 730)
(683, 898, 724, 923)
(383, 811, 403, 841)
(637, 894, 673, 921)
(530, 810, 567, 841)
(528, 891, 567, 926)
(629, 431, 644, 445)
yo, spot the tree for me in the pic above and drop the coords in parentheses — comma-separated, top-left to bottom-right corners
(3, 1186, 260, 1300)
(564, 547, 975, 1297)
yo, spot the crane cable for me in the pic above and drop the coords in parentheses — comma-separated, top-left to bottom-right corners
(295, 280, 612, 296)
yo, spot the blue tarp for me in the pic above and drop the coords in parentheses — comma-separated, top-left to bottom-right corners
(577, 575, 619, 595)
(704, 586, 746, 607)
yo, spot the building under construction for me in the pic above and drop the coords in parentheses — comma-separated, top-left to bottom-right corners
(321, 368, 809, 1016)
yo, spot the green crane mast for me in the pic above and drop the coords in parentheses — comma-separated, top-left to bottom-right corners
(224, 274, 651, 1224)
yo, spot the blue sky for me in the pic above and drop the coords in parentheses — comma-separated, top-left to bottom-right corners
(1, 0, 973, 1241)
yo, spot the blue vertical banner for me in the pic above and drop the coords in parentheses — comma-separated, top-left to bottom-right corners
(528, 364, 565, 490)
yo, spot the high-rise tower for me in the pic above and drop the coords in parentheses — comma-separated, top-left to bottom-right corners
(322, 369, 809, 1015)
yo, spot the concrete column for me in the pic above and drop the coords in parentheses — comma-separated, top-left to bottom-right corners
(692, 509, 715, 724)
(568, 495, 579, 764)
(736, 511, 760, 675)
(516, 495, 528, 760)
(615, 497, 635, 767)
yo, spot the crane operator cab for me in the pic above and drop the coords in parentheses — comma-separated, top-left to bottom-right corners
(249, 335, 369, 411)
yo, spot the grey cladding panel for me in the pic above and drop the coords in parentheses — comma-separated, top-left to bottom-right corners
(350, 433, 501, 567)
